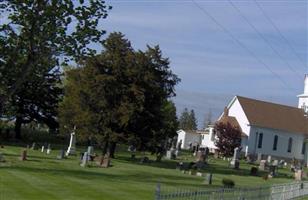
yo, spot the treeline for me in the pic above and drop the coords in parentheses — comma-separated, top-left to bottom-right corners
(0, 1, 180, 159)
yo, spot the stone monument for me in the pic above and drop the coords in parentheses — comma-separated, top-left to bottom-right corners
(87, 146, 94, 155)
(41, 145, 45, 153)
(57, 149, 65, 159)
(46, 144, 51, 154)
(80, 152, 89, 167)
(259, 160, 267, 171)
(66, 126, 76, 156)
(230, 147, 240, 169)
(20, 150, 27, 161)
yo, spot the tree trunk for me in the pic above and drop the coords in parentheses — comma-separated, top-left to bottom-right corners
(109, 142, 117, 158)
(14, 116, 22, 140)
(102, 140, 109, 156)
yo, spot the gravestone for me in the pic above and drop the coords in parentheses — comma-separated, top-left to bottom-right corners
(66, 127, 76, 156)
(204, 173, 212, 185)
(214, 151, 219, 159)
(269, 165, 277, 177)
(295, 170, 303, 181)
(100, 154, 111, 168)
(87, 146, 94, 155)
(26, 145, 30, 149)
(272, 160, 279, 167)
(140, 156, 149, 164)
(257, 153, 262, 162)
(128, 145, 136, 158)
(230, 147, 240, 169)
(259, 160, 267, 171)
(196, 150, 206, 162)
(41, 146, 45, 153)
(196, 172, 203, 177)
(57, 150, 65, 159)
(20, 150, 27, 161)
(0, 153, 5, 162)
(46, 144, 51, 154)
(166, 149, 176, 160)
(31, 142, 36, 150)
(267, 155, 272, 164)
(80, 152, 89, 167)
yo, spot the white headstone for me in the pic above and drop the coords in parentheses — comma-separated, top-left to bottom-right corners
(80, 152, 89, 167)
(87, 146, 94, 155)
(66, 127, 76, 156)
(46, 149, 51, 154)
(41, 146, 45, 153)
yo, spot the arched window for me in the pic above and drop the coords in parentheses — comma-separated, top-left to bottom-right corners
(258, 133, 263, 148)
(287, 138, 293, 153)
(273, 135, 278, 151)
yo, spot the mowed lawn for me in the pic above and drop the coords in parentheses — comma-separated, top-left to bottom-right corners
(0, 145, 303, 200)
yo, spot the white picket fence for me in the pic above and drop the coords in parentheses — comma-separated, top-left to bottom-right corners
(155, 181, 308, 200)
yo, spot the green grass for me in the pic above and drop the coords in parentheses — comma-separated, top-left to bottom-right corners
(0, 145, 304, 200)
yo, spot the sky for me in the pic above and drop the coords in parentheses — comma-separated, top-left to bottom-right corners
(102, 0, 308, 127)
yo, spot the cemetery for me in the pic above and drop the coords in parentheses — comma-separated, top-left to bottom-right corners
(0, 140, 307, 200)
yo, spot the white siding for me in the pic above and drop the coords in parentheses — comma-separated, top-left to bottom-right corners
(177, 130, 201, 150)
(248, 126, 305, 160)
(228, 98, 251, 136)
(200, 127, 217, 150)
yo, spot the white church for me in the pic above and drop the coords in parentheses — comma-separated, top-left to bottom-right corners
(178, 75, 308, 165)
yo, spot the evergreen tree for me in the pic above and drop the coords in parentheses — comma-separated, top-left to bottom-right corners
(189, 109, 198, 130)
(179, 108, 189, 130)
(60, 33, 180, 158)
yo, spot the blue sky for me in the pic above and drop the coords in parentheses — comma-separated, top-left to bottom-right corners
(103, 0, 307, 127)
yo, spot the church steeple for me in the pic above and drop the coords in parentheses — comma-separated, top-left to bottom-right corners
(297, 74, 308, 112)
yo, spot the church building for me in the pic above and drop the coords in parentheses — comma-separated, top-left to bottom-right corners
(218, 75, 308, 164)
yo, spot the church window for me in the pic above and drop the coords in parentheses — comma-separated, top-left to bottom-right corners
(302, 142, 306, 155)
(258, 133, 263, 148)
(287, 138, 293, 153)
(273, 135, 278, 151)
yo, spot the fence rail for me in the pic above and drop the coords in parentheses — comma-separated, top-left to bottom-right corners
(155, 181, 308, 200)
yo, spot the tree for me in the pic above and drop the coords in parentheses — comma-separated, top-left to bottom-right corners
(179, 108, 189, 130)
(203, 109, 213, 129)
(188, 109, 197, 130)
(179, 108, 197, 130)
(0, 0, 110, 138)
(59, 32, 180, 158)
(214, 122, 241, 157)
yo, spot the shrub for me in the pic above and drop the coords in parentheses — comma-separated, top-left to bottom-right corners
(250, 167, 258, 176)
(222, 178, 235, 188)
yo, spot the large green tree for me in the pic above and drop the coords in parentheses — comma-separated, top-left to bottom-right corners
(0, 0, 110, 138)
(60, 32, 180, 158)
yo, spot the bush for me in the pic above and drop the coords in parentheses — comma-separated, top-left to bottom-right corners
(222, 178, 235, 188)
(250, 167, 258, 176)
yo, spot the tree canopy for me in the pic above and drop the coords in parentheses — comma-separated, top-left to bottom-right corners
(59, 32, 180, 157)
(179, 108, 197, 130)
(0, 0, 110, 138)
(214, 122, 241, 157)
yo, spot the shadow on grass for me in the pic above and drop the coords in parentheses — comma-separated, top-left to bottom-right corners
(115, 155, 177, 170)
(0, 165, 203, 188)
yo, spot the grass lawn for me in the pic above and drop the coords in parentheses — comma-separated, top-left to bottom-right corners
(0, 144, 305, 200)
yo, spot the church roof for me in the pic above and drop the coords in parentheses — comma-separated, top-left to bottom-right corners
(236, 96, 308, 135)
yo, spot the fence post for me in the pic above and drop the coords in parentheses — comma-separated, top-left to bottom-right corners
(155, 183, 161, 200)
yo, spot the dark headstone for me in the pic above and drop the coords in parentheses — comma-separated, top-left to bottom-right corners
(20, 150, 27, 161)
(204, 173, 212, 185)
(140, 156, 149, 164)
(100, 154, 111, 168)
